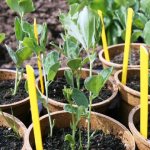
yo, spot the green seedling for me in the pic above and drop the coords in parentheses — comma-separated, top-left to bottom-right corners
(60, 4, 113, 149)
(42, 51, 60, 137)
(63, 86, 88, 150)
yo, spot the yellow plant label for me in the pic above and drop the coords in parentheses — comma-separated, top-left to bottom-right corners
(98, 10, 110, 61)
(122, 8, 134, 84)
(140, 45, 148, 139)
(26, 65, 43, 150)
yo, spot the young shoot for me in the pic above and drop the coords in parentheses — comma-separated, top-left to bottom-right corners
(63, 86, 88, 150)
(42, 51, 60, 137)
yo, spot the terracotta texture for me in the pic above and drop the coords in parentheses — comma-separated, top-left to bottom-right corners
(129, 103, 150, 150)
(114, 68, 150, 126)
(25, 111, 135, 150)
(0, 112, 27, 150)
(0, 69, 30, 122)
(99, 43, 148, 75)
(37, 67, 118, 113)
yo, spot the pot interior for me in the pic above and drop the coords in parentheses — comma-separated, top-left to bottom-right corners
(118, 69, 140, 82)
(28, 112, 134, 149)
(102, 44, 141, 60)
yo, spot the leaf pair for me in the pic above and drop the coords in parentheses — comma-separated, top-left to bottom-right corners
(6, 0, 35, 16)
(85, 67, 113, 97)
(43, 51, 60, 82)
(60, 6, 101, 50)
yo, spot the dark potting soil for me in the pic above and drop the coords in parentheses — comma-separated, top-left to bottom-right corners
(48, 77, 112, 104)
(126, 75, 150, 94)
(111, 49, 140, 65)
(41, 127, 125, 150)
(0, 126, 23, 149)
(0, 79, 28, 105)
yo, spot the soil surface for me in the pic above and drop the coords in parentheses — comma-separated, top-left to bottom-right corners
(111, 49, 140, 65)
(47, 76, 112, 104)
(0, 79, 28, 105)
(0, 126, 23, 149)
(126, 75, 150, 94)
(41, 127, 125, 150)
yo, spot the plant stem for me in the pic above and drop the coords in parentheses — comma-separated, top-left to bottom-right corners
(13, 68, 19, 95)
(87, 61, 93, 150)
(42, 56, 54, 137)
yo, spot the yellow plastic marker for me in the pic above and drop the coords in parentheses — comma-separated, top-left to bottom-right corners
(140, 46, 148, 139)
(98, 10, 110, 61)
(34, 18, 44, 94)
(121, 8, 134, 84)
(26, 65, 43, 150)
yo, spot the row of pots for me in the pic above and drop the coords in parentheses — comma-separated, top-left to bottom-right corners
(0, 43, 149, 149)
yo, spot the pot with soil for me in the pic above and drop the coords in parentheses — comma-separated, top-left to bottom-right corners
(25, 111, 135, 150)
(129, 102, 150, 150)
(114, 68, 150, 126)
(99, 43, 148, 75)
(0, 69, 30, 123)
(37, 67, 118, 113)
(0, 112, 27, 149)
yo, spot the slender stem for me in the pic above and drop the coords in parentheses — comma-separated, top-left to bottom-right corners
(87, 60, 93, 150)
(42, 56, 53, 137)
(12, 68, 19, 95)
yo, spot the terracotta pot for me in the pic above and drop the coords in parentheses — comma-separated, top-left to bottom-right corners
(99, 43, 147, 75)
(129, 103, 150, 150)
(114, 68, 149, 126)
(25, 111, 135, 150)
(37, 67, 118, 113)
(0, 112, 27, 150)
(0, 69, 30, 124)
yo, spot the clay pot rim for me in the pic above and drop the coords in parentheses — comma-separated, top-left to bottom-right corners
(25, 110, 135, 150)
(0, 69, 29, 107)
(114, 68, 150, 98)
(0, 112, 27, 150)
(36, 67, 118, 108)
(99, 43, 147, 68)
(128, 103, 150, 145)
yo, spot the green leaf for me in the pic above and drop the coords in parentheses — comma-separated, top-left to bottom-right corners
(84, 67, 112, 96)
(47, 63, 60, 81)
(143, 21, 150, 45)
(23, 21, 34, 38)
(16, 47, 32, 65)
(63, 35, 80, 59)
(72, 88, 88, 107)
(131, 30, 142, 42)
(14, 17, 24, 41)
(0, 33, 5, 43)
(81, 57, 90, 66)
(44, 51, 59, 75)
(140, 0, 150, 18)
(6, 0, 35, 16)
(65, 134, 74, 144)
(133, 13, 147, 30)
(19, 0, 35, 14)
(64, 70, 74, 87)
(40, 23, 48, 48)
(67, 58, 82, 71)
(5, 45, 18, 66)
(84, 75, 104, 96)
(77, 6, 100, 49)
(64, 104, 78, 114)
(60, 14, 86, 49)
(99, 67, 113, 84)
